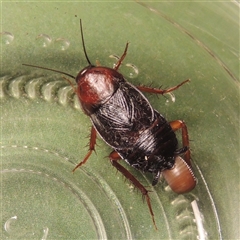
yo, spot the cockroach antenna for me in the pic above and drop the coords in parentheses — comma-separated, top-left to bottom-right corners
(80, 19, 92, 66)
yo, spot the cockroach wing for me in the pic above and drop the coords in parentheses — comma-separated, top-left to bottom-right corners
(90, 82, 155, 148)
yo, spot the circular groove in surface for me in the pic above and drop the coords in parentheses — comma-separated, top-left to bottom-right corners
(1, 74, 222, 239)
(1, 144, 132, 239)
(1, 167, 107, 240)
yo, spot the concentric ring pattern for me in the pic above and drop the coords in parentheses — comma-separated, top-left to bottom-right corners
(1, 74, 221, 239)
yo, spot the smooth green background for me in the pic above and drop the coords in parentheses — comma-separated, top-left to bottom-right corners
(1, 1, 239, 239)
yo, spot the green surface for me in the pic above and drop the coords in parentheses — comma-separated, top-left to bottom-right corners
(1, 1, 239, 239)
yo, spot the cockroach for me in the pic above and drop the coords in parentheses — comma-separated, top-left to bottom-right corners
(23, 19, 197, 229)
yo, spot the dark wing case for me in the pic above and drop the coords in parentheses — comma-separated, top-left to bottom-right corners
(90, 82, 155, 149)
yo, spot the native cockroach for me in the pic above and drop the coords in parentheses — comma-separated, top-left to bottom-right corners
(23, 20, 196, 229)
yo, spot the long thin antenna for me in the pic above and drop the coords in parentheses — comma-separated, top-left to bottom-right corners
(23, 19, 91, 78)
(80, 19, 92, 66)
(22, 64, 75, 79)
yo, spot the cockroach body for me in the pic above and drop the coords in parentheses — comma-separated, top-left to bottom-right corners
(23, 20, 197, 229)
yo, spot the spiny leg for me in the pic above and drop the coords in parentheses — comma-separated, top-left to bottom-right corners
(114, 43, 129, 71)
(109, 151, 157, 230)
(169, 120, 191, 166)
(72, 126, 97, 172)
(137, 79, 190, 95)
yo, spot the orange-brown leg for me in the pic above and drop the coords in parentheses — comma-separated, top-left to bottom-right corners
(169, 120, 191, 166)
(72, 126, 97, 172)
(114, 43, 129, 71)
(137, 79, 189, 95)
(109, 151, 157, 230)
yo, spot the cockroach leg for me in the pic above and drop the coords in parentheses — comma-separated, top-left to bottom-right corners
(109, 150, 121, 161)
(72, 126, 97, 172)
(109, 151, 157, 230)
(169, 120, 191, 166)
(137, 79, 190, 95)
(96, 60, 101, 66)
(114, 43, 129, 71)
